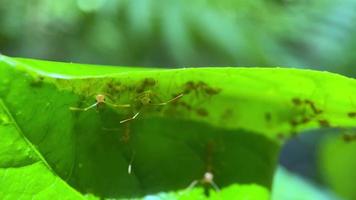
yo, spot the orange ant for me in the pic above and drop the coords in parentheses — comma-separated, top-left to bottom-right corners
(70, 94, 130, 111)
(120, 90, 184, 123)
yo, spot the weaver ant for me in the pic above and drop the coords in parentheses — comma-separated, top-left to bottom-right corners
(70, 94, 130, 112)
(185, 171, 220, 193)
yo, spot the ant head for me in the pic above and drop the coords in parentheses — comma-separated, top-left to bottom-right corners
(96, 94, 106, 103)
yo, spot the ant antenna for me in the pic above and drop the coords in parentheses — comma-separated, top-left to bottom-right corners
(120, 112, 140, 124)
(70, 102, 98, 111)
(120, 94, 184, 124)
(120, 93, 183, 123)
(186, 180, 199, 190)
(152, 93, 184, 106)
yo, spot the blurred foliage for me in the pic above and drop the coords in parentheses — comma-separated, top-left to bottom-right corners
(272, 166, 341, 200)
(146, 166, 342, 200)
(1, 0, 356, 73)
(319, 134, 356, 200)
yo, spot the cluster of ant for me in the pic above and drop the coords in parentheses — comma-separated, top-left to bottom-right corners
(69, 90, 221, 194)
(275, 97, 356, 143)
(274, 98, 329, 141)
(70, 91, 183, 172)
(70, 92, 183, 123)
(290, 98, 329, 128)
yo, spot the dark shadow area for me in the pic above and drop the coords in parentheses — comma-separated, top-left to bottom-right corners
(68, 108, 280, 198)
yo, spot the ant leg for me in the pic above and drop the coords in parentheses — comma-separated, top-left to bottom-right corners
(128, 151, 135, 174)
(106, 102, 131, 108)
(152, 94, 184, 106)
(120, 112, 140, 124)
(69, 102, 98, 111)
(179, 179, 199, 197)
(209, 180, 220, 192)
(121, 123, 131, 143)
(185, 180, 199, 191)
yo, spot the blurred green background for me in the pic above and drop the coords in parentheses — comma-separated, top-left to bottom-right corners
(1, 0, 356, 72)
(1, 0, 356, 199)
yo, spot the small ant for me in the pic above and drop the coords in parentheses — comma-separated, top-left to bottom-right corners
(348, 112, 356, 118)
(120, 91, 184, 123)
(342, 134, 356, 142)
(70, 94, 130, 112)
(185, 171, 220, 195)
(183, 142, 220, 196)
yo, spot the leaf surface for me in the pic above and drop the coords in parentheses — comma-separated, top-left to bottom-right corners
(1, 55, 356, 199)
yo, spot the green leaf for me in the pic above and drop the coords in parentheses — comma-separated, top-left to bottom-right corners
(144, 183, 269, 200)
(1, 55, 356, 199)
(0, 99, 84, 199)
